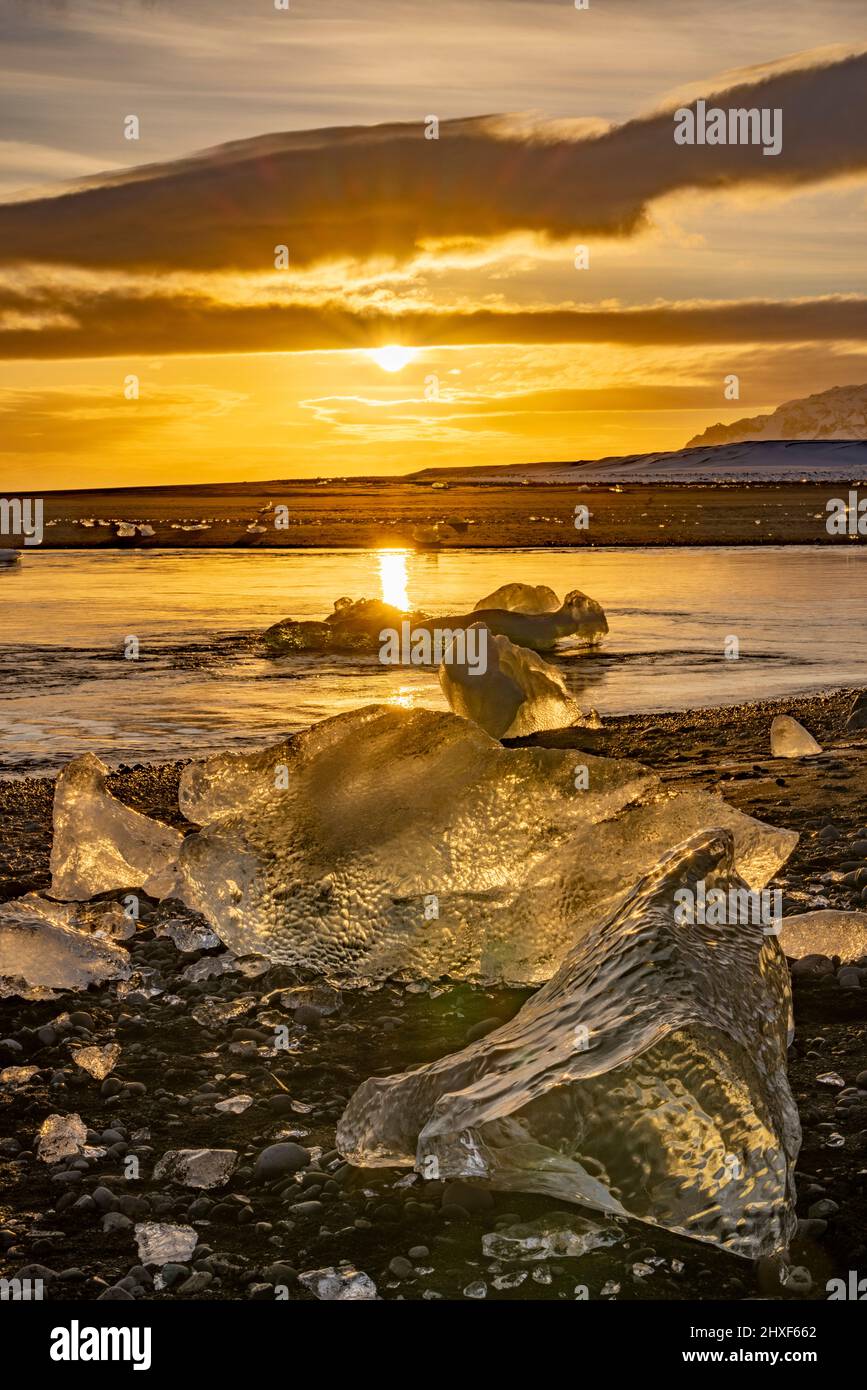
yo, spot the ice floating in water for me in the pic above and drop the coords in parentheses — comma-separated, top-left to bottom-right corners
(161, 705, 795, 986)
(38, 1112, 88, 1163)
(0, 893, 131, 999)
(135, 1222, 198, 1266)
(263, 589, 607, 657)
(337, 830, 800, 1258)
(439, 627, 579, 738)
(71, 1044, 121, 1080)
(298, 1265, 378, 1300)
(153, 1148, 238, 1189)
(50, 753, 183, 901)
(779, 910, 867, 961)
(474, 583, 560, 615)
(481, 1212, 623, 1262)
(770, 715, 822, 758)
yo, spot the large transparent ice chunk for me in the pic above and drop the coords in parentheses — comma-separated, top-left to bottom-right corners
(166, 706, 796, 985)
(0, 893, 131, 998)
(439, 627, 579, 738)
(50, 753, 183, 901)
(337, 830, 800, 1258)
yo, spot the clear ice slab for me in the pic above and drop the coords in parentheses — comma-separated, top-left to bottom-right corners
(770, 715, 822, 759)
(50, 753, 183, 900)
(0, 893, 131, 999)
(164, 706, 796, 985)
(439, 627, 579, 738)
(337, 830, 801, 1258)
(779, 910, 867, 961)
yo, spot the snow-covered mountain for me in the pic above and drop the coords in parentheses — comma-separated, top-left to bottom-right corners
(686, 384, 867, 447)
(409, 440, 867, 484)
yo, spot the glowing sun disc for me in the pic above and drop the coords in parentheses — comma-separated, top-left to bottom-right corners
(370, 344, 415, 372)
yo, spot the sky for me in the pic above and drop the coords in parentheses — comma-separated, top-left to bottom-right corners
(0, 0, 865, 488)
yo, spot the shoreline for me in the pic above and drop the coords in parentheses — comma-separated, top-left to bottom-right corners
(6, 481, 863, 549)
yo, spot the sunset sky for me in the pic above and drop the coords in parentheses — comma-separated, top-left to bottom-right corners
(0, 0, 865, 488)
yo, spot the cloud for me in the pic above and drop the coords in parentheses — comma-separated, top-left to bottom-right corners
(0, 280, 862, 359)
(0, 50, 864, 273)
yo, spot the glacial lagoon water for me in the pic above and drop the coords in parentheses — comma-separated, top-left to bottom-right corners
(0, 546, 865, 772)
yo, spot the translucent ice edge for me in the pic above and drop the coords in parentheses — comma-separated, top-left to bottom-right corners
(337, 829, 801, 1260)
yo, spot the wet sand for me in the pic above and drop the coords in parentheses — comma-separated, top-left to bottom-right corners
(18, 480, 861, 549)
(2, 688, 867, 1301)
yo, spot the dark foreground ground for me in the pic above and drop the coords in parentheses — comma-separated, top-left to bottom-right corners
(2, 689, 867, 1302)
(15, 479, 865, 548)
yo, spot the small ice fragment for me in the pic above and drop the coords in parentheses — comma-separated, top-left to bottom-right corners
(75, 900, 136, 940)
(114, 521, 137, 538)
(439, 627, 579, 738)
(191, 996, 255, 1027)
(473, 583, 560, 615)
(481, 1213, 623, 1262)
(277, 985, 343, 1016)
(600, 1280, 620, 1296)
(153, 1148, 238, 1188)
(816, 1072, 846, 1089)
(0, 893, 130, 996)
(779, 910, 867, 961)
(116, 968, 163, 1000)
(49, 753, 183, 900)
(182, 954, 237, 982)
(770, 716, 822, 758)
(38, 1112, 87, 1163)
(71, 1043, 121, 1080)
(493, 1270, 528, 1289)
(214, 1094, 253, 1114)
(1, 1066, 39, 1088)
(135, 1222, 198, 1266)
(463, 1281, 487, 1299)
(156, 918, 221, 953)
(299, 1265, 377, 1300)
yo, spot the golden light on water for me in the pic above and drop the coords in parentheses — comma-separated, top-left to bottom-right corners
(369, 344, 416, 373)
(378, 548, 409, 610)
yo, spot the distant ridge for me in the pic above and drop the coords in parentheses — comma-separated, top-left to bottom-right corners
(686, 383, 867, 447)
(408, 439, 867, 485)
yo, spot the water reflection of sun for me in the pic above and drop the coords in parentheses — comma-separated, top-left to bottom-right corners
(378, 549, 409, 610)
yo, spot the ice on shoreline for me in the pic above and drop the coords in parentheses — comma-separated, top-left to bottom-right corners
(337, 830, 800, 1259)
(49, 752, 183, 901)
(779, 909, 867, 961)
(474, 583, 560, 615)
(163, 705, 795, 985)
(770, 715, 822, 759)
(0, 893, 131, 998)
(439, 626, 579, 738)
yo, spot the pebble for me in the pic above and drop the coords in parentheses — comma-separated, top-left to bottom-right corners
(254, 1142, 310, 1182)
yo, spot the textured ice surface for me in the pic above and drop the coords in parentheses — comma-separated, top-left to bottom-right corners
(474, 583, 561, 615)
(153, 1148, 238, 1188)
(770, 715, 822, 758)
(427, 590, 608, 653)
(0, 893, 131, 998)
(439, 627, 578, 738)
(50, 753, 183, 900)
(37, 1112, 87, 1163)
(71, 1044, 121, 1080)
(779, 910, 867, 961)
(481, 1212, 623, 1262)
(337, 830, 800, 1258)
(135, 1222, 198, 1266)
(166, 706, 796, 985)
(298, 1265, 378, 1300)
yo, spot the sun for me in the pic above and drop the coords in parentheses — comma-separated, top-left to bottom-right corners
(369, 344, 416, 373)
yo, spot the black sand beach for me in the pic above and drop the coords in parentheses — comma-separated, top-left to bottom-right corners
(3, 689, 867, 1302)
